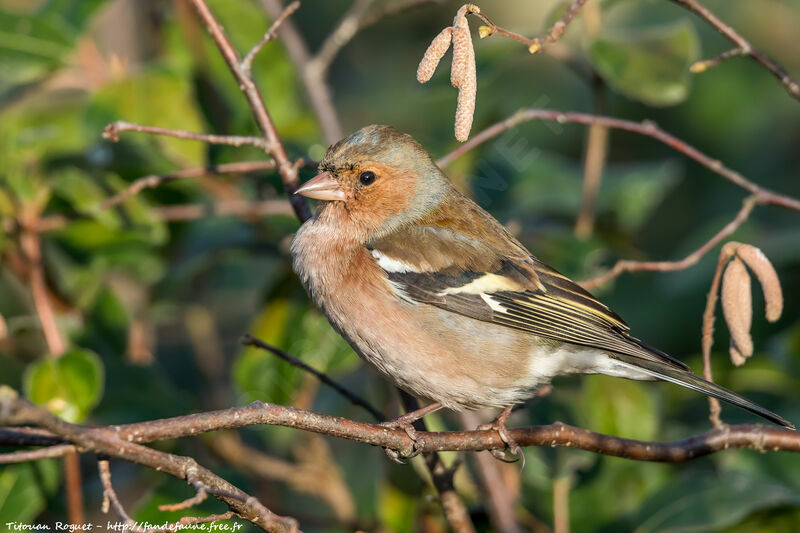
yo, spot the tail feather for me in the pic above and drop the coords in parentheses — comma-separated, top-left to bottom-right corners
(610, 352, 794, 429)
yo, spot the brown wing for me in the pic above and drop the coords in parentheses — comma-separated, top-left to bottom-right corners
(369, 222, 689, 371)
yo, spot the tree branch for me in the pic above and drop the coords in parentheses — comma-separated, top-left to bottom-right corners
(580, 195, 758, 290)
(187, 0, 311, 221)
(103, 121, 269, 150)
(471, 0, 590, 54)
(0, 444, 76, 464)
(240, 333, 475, 531)
(0, 388, 299, 533)
(242, 1, 301, 78)
(5, 389, 797, 463)
(260, 0, 343, 144)
(99, 160, 281, 211)
(436, 108, 800, 289)
(669, 0, 800, 102)
(150, 199, 294, 221)
(310, 0, 374, 78)
(241, 335, 385, 421)
(435, 108, 800, 212)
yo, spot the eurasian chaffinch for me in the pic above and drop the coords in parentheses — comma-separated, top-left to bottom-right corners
(291, 125, 792, 456)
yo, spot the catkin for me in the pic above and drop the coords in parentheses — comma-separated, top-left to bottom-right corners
(450, 9, 470, 88)
(721, 257, 753, 365)
(417, 27, 452, 84)
(454, 34, 476, 142)
(416, 4, 478, 142)
(736, 244, 783, 322)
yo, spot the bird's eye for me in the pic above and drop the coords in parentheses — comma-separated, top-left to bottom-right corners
(359, 171, 377, 186)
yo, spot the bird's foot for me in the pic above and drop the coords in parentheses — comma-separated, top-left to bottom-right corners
(479, 405, 525, 467)
(379, 402, 442, 464)
(380, 420, 422, 463)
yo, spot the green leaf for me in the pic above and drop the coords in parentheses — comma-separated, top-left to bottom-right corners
(23, 348, 104, 422)
(89, 70, 206, 165)
(0, 460, 59, 525)
(634, 470, 800, 532)
(0, 0, 105, 99)
(601, 160, 681, 231)
(579, 375, 658, 441)
(379, 485, 420, 533)
(509, 152, 680, 233)
(589, 22, 699, 106)
(234, 296, 359, 407)
(49, 168, 120, 228)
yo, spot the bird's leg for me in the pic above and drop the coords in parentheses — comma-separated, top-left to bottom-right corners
(479, 405, 525, 466)
(380, 401, 442, 463)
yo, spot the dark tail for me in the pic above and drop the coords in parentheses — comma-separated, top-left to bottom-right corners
(610, 352, 794, 429)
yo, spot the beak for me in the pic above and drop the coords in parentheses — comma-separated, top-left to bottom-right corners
(295, 171, 346, 202)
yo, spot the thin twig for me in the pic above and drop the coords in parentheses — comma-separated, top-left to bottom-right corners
(241, 334, 385, 421)
(399, 391, 477, 533)
(64, 452, 84, 526)
(460, 410, 522, 533)
(103, 121, 269, 150)
(260, 0, 343, 144)
(581, 196, 759, 290)
(358, 0, 442, 28)
(574, 122, 608, 238)
(158, 487, 208, 512)
(425, 452, 476, 533)
(669, 0, 800, 101)
(575, 80, 608, 239)
(436, 108, 800, 213)
(261, 0, 438, 144)
(188, 0, 311, 221)
(21, 227, 66, 357)
(0, 427, 64, 447)
(179, 512, 236, 528)
(0, 444, 75, 464)
(310, 0, 374, 77)
(19, 218, 83, 525)
(552, 474, 571, 533)
(471, 0, 590, 53)
(151, 199, 294, 221)
(96, 399, 800, 461)
(100, 160, 280, 211)
(99, 459, 143, 531)
(35, 197, 295, 232)
(0, 390, 299, 533)
(313, 0, 441, 76)
(690, 47, 746, 73)
(208, 433, 356, 522)
(242, 1, 301, 77)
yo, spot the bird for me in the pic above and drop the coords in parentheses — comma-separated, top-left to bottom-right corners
(290, 124, 793, 459)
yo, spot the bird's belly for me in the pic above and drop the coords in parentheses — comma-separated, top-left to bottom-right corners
(330, 291, 598, 409)
(292, 226, 636, 410)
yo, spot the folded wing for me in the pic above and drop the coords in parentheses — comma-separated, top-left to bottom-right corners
(369, 224, 690, 371)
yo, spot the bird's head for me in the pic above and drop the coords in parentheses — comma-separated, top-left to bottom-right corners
(295, 125, 451, 240)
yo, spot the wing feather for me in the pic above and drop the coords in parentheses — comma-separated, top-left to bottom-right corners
(372, 224, 689, 372)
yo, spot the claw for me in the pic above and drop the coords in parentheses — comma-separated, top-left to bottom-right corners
(379, 401, 441, 462)
(479, 405, 525, 468)
(381, 420, 425, 462)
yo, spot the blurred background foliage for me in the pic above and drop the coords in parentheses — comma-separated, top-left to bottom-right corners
(1, 0, 799, 531)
